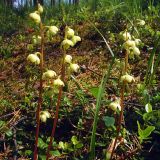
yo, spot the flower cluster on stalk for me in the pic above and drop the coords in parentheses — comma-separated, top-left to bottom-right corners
(27, 4, 81, 123)
(61, 26, 81, 73)
(122, 31, 141, 58)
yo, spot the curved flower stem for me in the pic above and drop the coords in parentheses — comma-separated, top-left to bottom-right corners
(33, 21, 44, 160)
(46, 50, 66, 160)
(110, 50, 128, 160)
(110, 83, 125, 160)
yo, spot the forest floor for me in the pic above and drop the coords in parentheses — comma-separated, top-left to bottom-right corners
(0, 21, 160, 160)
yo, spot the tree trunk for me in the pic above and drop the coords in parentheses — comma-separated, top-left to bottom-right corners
(33, 0, 37, 6)
(6, 0, 13, 7)
(69, 0, 72, 5)
(51, 0, 55, 6)
(30, 0, 33, 7)
(75, 0, 79, 5)
(39, 0, 44, 5)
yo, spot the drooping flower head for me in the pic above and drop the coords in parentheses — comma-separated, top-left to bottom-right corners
(38, 3, 43, 14)
(29, 12, 41, 24)
(65, 27, 75, 38)
(71, 35, 81, 46)
(121, 74, 135, 83)
(27, 53, 40, 65)
(61, 39, 74, 50)
(109, 99, 121, 111)
(54, 77, 65, 87)
(65, 55, 72, 64)
(42, 70, 57, 80)
(70, 63, 80, 73)
(48, 26, 59, 35)
(40, 111, 51, 123)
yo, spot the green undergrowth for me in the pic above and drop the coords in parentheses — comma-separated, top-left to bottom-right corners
(0, 1, 160, 160)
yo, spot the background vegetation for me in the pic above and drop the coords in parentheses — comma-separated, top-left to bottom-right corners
(0, 0, 160, 160)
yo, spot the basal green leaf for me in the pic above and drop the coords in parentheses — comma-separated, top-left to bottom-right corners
(103, 116, 115, 127)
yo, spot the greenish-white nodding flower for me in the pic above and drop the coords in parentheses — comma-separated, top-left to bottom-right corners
(54, 78, 65, 87)
(121, 74, 135, 83)
(66, 27, 74, 38)
(38, 3, 43, 14)
(48, 26, 58, 35)
(124, 40, 136, 48)
(122, 31, 131, 41)
(27, 54, 40, 65)
(70, 63, 80, 73)
(42, 70, 57, 80)
(29, 12, 41, 24)
(40, 111, 51, 123)
(61, 39, 74, 50)
(132, 46, 140, 56)
(109, 99, 121, 111)
(71, 35, 81, 46)
(65, 55, 72, 64)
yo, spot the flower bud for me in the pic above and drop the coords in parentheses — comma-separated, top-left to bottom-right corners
(42, 70, 57, 79)
(27, 54, 40, 65)
(29, 12, 41, 24)
(61, 39, 74, 50)
(71, 35, 81, 46)
(121, 74, 135, 83)
(137, 19, 145, 26)
(109, 99, 121, 111)
(38, 3, 43, 13)
(65, 55, 72, 64)
(122, 31, 131, 41)
(54, 78, 65, 87)
(40, 111, 51, 123)
(66, 27, 74, 38)
(70, 63, 79, 73)
(134, 39, 141, 46)
(32, 35, 41, 45)
(49, 26, 58, 35)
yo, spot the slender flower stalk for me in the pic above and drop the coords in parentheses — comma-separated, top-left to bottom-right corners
(33, 21, 44, 160)
(110, 83, 125, 160)
(46, 50, 66, 160)
(110, 49, 128, 160)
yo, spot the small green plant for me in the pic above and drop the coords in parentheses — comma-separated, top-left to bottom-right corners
(27, 3, 81, 160)
(108, 27, 143, 159)
(21, 135, 83, 159)
(46, 25, 81, 160)
(137, 121, 155, 143)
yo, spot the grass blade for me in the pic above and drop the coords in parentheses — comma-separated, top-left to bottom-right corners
(89, 57, 115, 160)
(88, 22, 115, 160)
